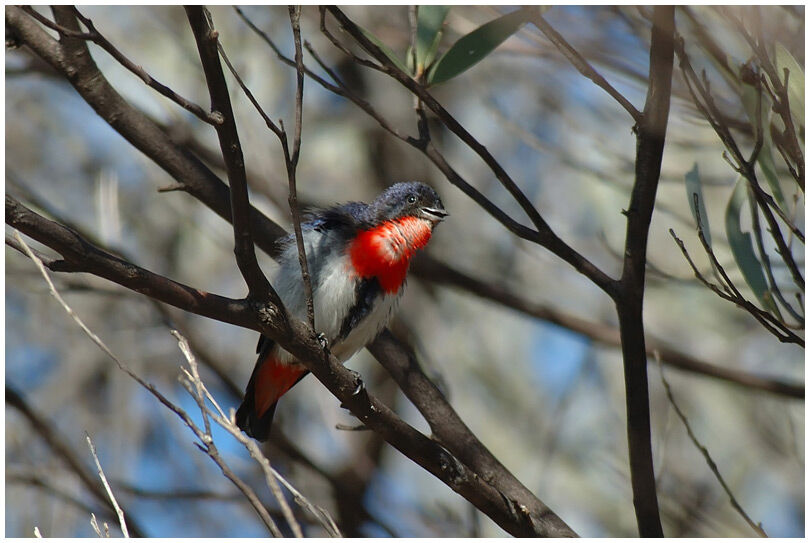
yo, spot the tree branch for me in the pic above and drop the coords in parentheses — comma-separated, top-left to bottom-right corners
(184, 6, 274, 303)
(411, 255, 804, 398)
(614, 6, 675, 537)
(528, 10, 642, 123)
(7, 194, 574, 537)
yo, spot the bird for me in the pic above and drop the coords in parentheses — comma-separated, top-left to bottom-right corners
(236, 181, 447, 441)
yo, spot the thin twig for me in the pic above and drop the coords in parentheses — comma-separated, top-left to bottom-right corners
(286, 5, 315, 329)
(172, 332, 306, 538)
(655, 353, 768, 537)
(85, 434, 130, 538)
(234, 6, 345, 96)
(173, 332, 340, 536)
(669, 228, 803, 345)
(89, 514, 104, 538)
(12, 230, 283, 536)
(528, 9, 642, 123)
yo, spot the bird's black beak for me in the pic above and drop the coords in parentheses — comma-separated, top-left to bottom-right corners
(421, 206, 448, 224)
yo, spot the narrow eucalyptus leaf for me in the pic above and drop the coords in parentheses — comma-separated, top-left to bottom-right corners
(725, 177, 778, 314)
(359, 26, 410, 74)
(685, 163, 712, 247)
(427, 9, 529, 86)
(416, 6, 450, 72)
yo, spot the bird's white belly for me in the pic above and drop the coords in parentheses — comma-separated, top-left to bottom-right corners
(272, 231, 401, 364)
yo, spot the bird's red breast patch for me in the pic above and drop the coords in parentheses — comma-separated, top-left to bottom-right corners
(349, 216, 433, 293)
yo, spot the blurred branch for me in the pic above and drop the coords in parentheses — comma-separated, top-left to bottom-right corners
(7, 472, 119, 527)
(614, 6, 674, 536)
(19, 6, 221, 125)
(6, 385, 147, 537)
(528, 10, 643, 123)
(412, 255, 805, 397)
(113, 482, 242, 502)
(655, 355, 768, 537)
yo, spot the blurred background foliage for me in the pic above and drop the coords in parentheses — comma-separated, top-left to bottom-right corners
(5, 5, 804, 537)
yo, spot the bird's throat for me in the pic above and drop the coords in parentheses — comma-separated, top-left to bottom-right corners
(349, 217, 433, 293)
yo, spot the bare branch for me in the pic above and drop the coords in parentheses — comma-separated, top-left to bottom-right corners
(655, 354, 768, 537)
(5, 386, 147, 537)
(85, 434, 129, 538)
(172, 332, 308, 537)
(412, 255, 805, 397)
(528, 10, 643, 123)
(614, 6, 675, 536)
(7, 197, 257, 329)
(184, 6, 275, 303)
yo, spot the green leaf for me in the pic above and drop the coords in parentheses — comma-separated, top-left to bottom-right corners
(416, 6, 450, 75)
(725, 177, 779, 314)
(359, 26, 410, 75)
(427, 9, 529, 86)
(740, 85, 787, 210)
(774, 43, 804, 128)
(685, 163, 712, 247)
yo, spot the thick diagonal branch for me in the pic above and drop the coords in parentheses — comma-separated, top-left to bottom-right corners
(8, 186, 574, 538)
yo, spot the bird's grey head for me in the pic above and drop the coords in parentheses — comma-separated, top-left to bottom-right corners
(369, 182, 447, 225)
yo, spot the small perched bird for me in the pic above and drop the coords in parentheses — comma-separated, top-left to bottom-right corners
(236, 182, 447, 441)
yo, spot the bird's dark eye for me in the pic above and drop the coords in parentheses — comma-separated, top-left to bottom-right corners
(407, 195, 417, 204)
